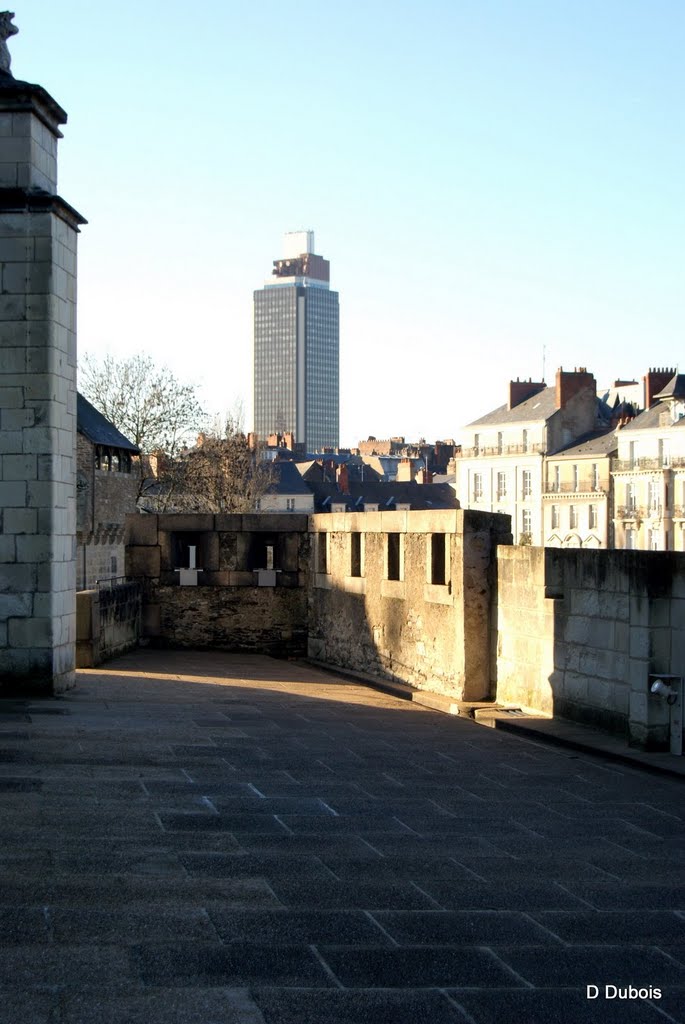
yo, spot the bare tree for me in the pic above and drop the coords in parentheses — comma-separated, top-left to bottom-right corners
(79, 353, 205, 457)
(157, 417, 275, 514)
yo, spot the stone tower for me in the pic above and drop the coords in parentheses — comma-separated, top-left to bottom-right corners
(0, 14, 86, 694)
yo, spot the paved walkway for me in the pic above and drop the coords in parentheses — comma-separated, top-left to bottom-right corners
(0, 650, 683, 1024)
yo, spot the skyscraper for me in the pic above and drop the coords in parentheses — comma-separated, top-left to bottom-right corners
(253, 231, 339, 452)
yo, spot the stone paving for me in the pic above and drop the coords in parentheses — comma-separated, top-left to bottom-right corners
(0, 649, 683, 1024)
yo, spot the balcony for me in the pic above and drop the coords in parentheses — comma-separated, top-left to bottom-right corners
(615, 506, 646, 520)
(614, 456, 685, 472)
(543, 484, 606, 495)
(458, 443, 544, 458)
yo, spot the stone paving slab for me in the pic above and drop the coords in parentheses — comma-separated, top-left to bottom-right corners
(0, 648, 684, 1023)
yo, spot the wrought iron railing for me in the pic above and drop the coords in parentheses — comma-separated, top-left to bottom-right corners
(543, 484, 606, 495)
(458, 443, 544, 458)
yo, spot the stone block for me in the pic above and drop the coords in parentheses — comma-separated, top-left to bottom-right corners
(569, 588, 599, 617)
(8, 616, 53, 647)
(629, 627, 649, 659)
(1, 408, 35, 430)
(126, 545, 161, 579)
(0, 479, 26, 505)
(3, 507, 37, 533)
(75, 590, 99, 642)
(649, 628, 671, 673)
(16, 535, 53, 562)
(125, 514, 158, 546)
(214, 514, 242, 532)
(628, 657, 649, 692)
(0, 386, 24, 408)
(0, 429, 23, 455)
(629, 595, 648, 626)
(0, 592, 33, 619)
(158, 513, 213, 532)
(203, 532, 220, 571)
(649, 598, 671, 628)
(614, 621, 630, 652)
(0, 535, 15, 562)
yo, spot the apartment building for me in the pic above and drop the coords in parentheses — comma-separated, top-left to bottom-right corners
(457, 368, 609, 544)
(543, 431, 616, 548)
(613, 371, 685, 551)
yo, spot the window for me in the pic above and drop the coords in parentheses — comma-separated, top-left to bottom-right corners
(591, 463, 599, 491)
(473, 433, 480, 454)
(625, 528, 636, 550)
(522, 470, 532, 498)
(589, 504, 598, 529)
(387, 533, 402, 581)
(572, 464, 579, 491)
(522, 429, 528, 452)
(316, 533, 328, 574)
(473, 473, 483, 501)
(629, 441, 636, 469)
(551, 505, 560, 529)
(569, 505, 578, 529)
(350, 532, 362, 577)
(497, 431, 503, 455)
(648, 481, 660, 512)
(430, 533, 446, 585)
(286, 498, 295, 511)
(254, 498, 261, 511)
(497, 471, 507, 500)
(626, 483, 636, 510)
(553, 465, 560, 492)
(522, 509, 532, 536)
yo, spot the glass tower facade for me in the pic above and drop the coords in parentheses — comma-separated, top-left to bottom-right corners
(253, 232, 339, 452)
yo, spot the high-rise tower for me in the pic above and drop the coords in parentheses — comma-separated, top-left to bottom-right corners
(253, 231, 339, 451)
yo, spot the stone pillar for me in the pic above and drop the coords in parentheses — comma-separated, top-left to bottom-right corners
(0, 68, 86, 694)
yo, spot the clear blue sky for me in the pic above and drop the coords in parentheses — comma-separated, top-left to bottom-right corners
(16, 1, 684, 445)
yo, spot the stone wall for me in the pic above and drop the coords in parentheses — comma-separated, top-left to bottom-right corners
(495, 547, 685, 748)
(75, 581, 141, 668)
(308, 509, 511, 699)
(125, 513, 309, 657)
(76, 434, 139, 589)
(0, 81, 86, 695)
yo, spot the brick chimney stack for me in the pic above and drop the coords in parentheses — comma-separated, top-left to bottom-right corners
(336, 463, 350, 494)
(555, 367, 595, 409)
(396, 458, 416, 482)
(508, 378, 546, 410)
(644, 367, 676, 409)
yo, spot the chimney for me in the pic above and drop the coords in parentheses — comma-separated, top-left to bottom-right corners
(644, 367, 676, 409)
(508, 377, 546, 410)
(397, 457, 415, 482)
(555, 367, 595, 409)
(336, 463, 350, 494)
(417, 468, 433, 484)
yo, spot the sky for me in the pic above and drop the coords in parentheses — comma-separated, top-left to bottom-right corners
(14, 1, 684, 447)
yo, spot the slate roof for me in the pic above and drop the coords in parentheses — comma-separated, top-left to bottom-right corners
(653, 373, 685, 401)
(620, 402, 685, 431)
(467, 386, 613, 429)
(466, 387, 559, 427)
(77, 393, 139, 453)
(548, 430, 618, 459)
(308, 480, 458, 513)
(266, 460, 317, 495)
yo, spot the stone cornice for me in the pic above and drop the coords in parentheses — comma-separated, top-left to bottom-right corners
(0, 187, 87, 229)
(0, 73, 67, 136)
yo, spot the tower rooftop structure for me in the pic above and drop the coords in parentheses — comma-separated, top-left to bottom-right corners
(253, 232, 339, 452)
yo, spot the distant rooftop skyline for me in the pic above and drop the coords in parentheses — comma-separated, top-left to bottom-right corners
(20, 0, 681, 446)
